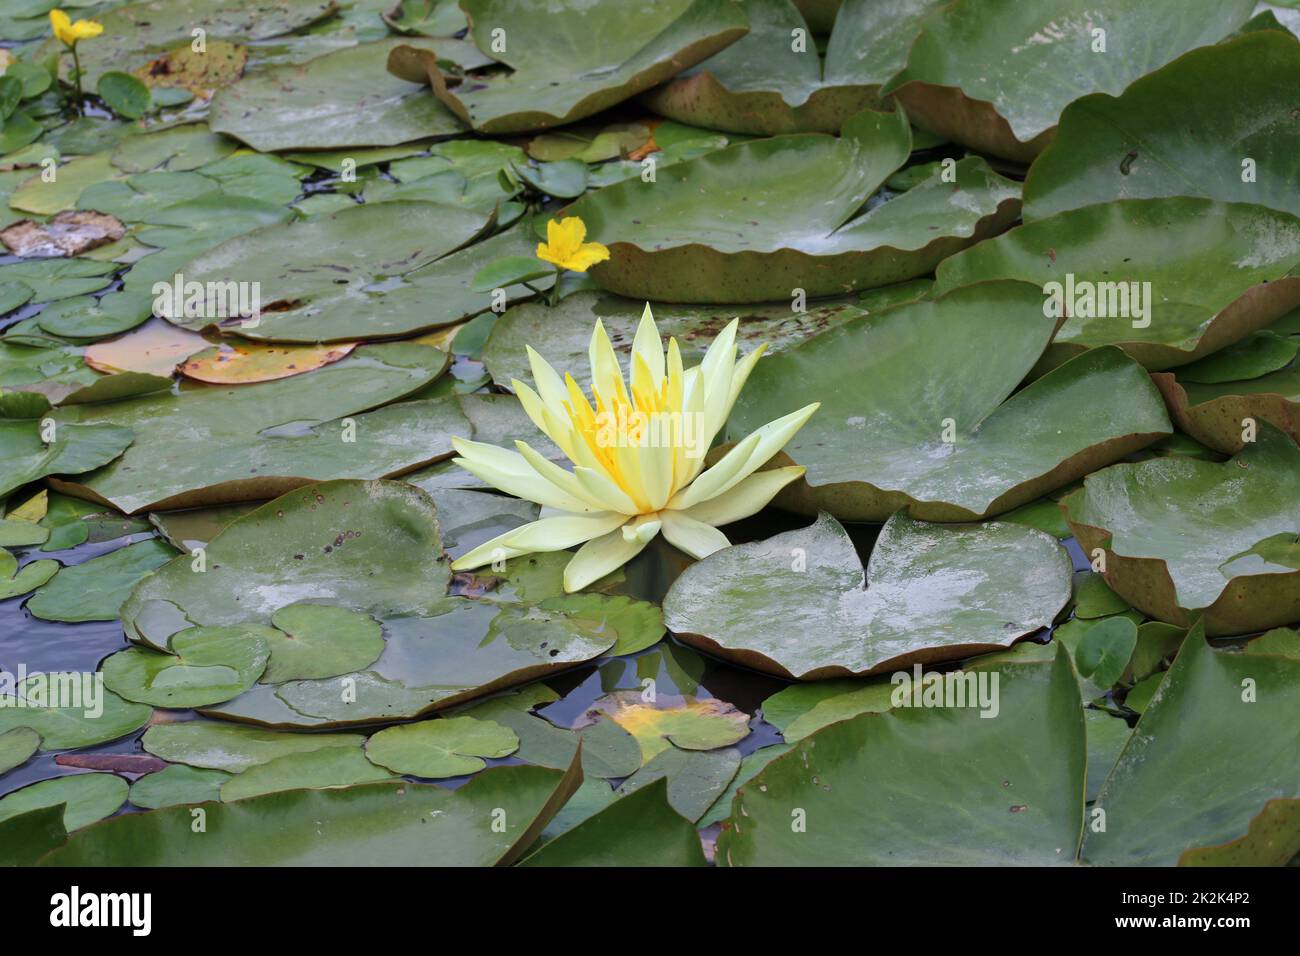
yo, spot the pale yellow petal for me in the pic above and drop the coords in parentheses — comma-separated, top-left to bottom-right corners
(673, 466, 806, 527)
(659, 511, 730, 560)
(451, 437, 593, 513)
(631, 303, 665, 387)
(665, 431, 761, 511)
(514, 440, 613, 512)
(563, 523, 652, 592)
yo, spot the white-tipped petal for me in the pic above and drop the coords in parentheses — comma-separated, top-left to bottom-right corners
(563, 523, 654, 592)
(674, 466, 806, 527)
(659, 510, 730, 559)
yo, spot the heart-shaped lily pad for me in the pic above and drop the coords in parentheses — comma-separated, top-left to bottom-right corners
(1084, 622, 1300, 865)
(1063, 426, 1300, 634)
(571, 110, 1022, 302)
(727, 281, 1172, 520)
(260, 604, 385, 683)
(1023, 31, 1300, 221)
(643, 0, 946, 134)
(387, 0, 749, 134)
(165, 201, 492, 342)
(211, 38, 484, 151)
(50, 345, 462, 513)
(882, 0, 1256, 161)
(664, 512, 1071, 678)
(102, 624, 273, 708)
(934, 198, 1300, 370)
(364, 715, 520, 778)
(716, 648, 1085, 865)
(0, 418, 133, 500)
(0, 549, 57, 601)
(41, 759, 582, 866)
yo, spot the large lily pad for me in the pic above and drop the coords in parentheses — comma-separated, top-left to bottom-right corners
(727, 281, 1172, 520)
(163, 201, 492, 342)
(717, 649, 1086, 865)
(934, 199, 1300, 370)
(1063, 426, 1300, 634)
(1084, 622, 1300, 865)
(571, 110, 1022, 302)
(211, 38, 484, 151)
(387, 0, 749, 134)
(41, 760, 582, 866)
(1023, 31, 1300, 221)
(643, 0, 946, 134)
(881, 0, 1257, 161)
(50, 344, 462, 513)
(665, 512, 1071, 678)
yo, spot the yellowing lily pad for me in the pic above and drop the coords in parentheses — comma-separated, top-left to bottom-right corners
(664, 512, 1071, 678)
(574, 691, 750, 761)
(178, 341, 357, 384)
(364, 715, 520, 778)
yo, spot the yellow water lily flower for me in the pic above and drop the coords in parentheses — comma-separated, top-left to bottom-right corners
(49, 8, 103, 46)
(536, 216, 610, 273)
(450, 304, 819, 592)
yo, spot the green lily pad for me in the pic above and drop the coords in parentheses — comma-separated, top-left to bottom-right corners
(40, 0, 339, 87)
(454, 683, 642, 779)
(1084, 622, 1300, 865)
(666, 512, 1070, 678)
(615, 745, 742, 822)
(882, 0, 1257, 161)
(122, 479, 451, 647)
(1084, 709, 1132, 802)
(522, 778, 707, 866)
(364, 715, 519, 778)
(1065, 426, 1300, 634)
(166, 201, 492, 342)
(51, 345, 460, 513)
(1153, 353, 1300, 454)
(220, 746, 396, 801)
(141, 720, 366, 773)
(645, 0, 946, 134)
(383, 0, 468, 36)
(0, 674, 152, 752)
(0, 773, 128, 832)
(934, 198, 1300, 370)
(1072, 571, 1129, 619)
(110, 124, 239, 174)
(387, 0, 749, 134)
(1176, 330, 1299, 386)
(571, 109, 1022, 302)
(728, 281, 1172, 520)
(0, 416, 133, 500)
(41, 760, 582, 866)
(34, 292, 154, 341)
(8, 154, 122, 216)
(0, 549, 58, 600)
(260, 604, 385, 683)
(102, 624, 273, 708)
(698, 743, 794, 827)
(1074, 616, 1138, 690)
(211, 38, 483, 151)
(128, 765, 232, 809)
(0, 726, 40, 775)
(27, 538, 177, 623)
(761, 678, 894, 743)
(718, 648, 1085, 865)
(1023, 31, 1300, 221)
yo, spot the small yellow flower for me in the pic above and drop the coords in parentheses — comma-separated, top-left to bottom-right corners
(450, 304, 819, 592)
(536, 216, 610, 273)
(49, 8, 103, 47)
